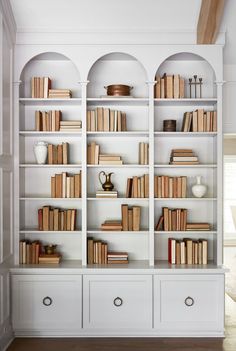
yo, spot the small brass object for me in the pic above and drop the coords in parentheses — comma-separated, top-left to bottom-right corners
(99, 171, 114, 191)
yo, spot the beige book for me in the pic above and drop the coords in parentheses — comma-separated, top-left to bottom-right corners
(144, 143, 149, 165)
(70, 176, 75, 198)
(71, 209, 76, 231)
(90, 142, 96, 165)
(42, 206, 50, 231)
(99, 160, 122, 165)
(57, 144, 63, 164)
(66, 210, 72, 231)
(206, 111, 211, 132)
(110, 110, 115, 131)
(140, 175, 145, 198)
(139, 142, 144, 165)
(31, 77, 35, 98)
(144, 174, 149, 198)
(186, 239, 193, 265)
(51, 110, 56, 131)
(169, 177, 173, 198)
(137, 177, 141, 198)
(95, 145, 100, 165)
(90, 110, 96, 131)
(181, 176, 187, 198)
(62, 142, 69, 164)
(155, 76, 161, 98)
(74, 173, 81, 198)
(87, 110, 91, 131)
(213, 111, 217, 132)
(97, 107, 104, 131)
(166, 75, 173, 98)
(117, 111, 122, 131)
(55, 174, 62, 198)
(173, 75, 180, 98)
(160, 78, 165, 98)
(121, 204, 129, 231)
(179, 77, 185, 98)
(51, 176, 56, 198)
(39, 77, 44, 98)
(103, 108, 110, 132)
(132, 206, 141, 231)
(197, 109, 204, 132)
(121, 112, 127, 131)
(128, 209, 133, 231)
(133, 176, 138, 198)
(180, 241, 186, 264)
(66, 177, 71, 198)
(53, 209, 59, 231)
(62, 172, 67, 198)
(87, 144, 91, 164)
(35, 111, 41, 131)
(192, 111, 198, 132)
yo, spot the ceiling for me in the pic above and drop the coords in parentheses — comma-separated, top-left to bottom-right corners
(9, 0, 236, 64)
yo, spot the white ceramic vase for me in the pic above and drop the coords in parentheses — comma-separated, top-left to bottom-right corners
(191, 175, 207, 198)
(34, 141, 48, 164)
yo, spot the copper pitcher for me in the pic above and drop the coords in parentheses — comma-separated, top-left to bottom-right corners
(99, 171, 114, 191)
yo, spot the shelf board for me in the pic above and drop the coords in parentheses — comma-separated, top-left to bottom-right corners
(20, 197, 82, 201)
(87, 131, 149, 137)
(154, 132, 217, 137)
(87, 230, 149, 234)
(155, 231, 217, 234)
(19, 98, 82, 106)
(154, 164, 217, 168)
(87, 97, 149, 106)
(19, 131, 82, 136)
(20, 229, 81, 234)
(154, 197, 217, 201)
(87, 197, 149, 201)
(19, 164, 81, 168)
(154, 98, 217, 106)
(87, 164, 149, 168)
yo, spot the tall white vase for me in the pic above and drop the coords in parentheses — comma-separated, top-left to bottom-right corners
(34, 141, 48, 164)
(191, 175, 207, 198)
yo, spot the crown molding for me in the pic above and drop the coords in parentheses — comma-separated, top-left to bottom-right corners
(0, 0, 16, 45)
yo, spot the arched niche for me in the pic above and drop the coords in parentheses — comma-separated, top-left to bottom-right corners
(20, 52, 81, 98)
(87, 52, 148, 98)
(154, 52, 217, 98)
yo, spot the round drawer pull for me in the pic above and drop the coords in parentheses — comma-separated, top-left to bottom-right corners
(113, 297, 123, 307)
(43, 296, 53, 306)
(185, 296, 194, 307)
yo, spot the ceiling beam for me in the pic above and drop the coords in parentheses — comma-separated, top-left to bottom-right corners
(197, 0, 225, 44)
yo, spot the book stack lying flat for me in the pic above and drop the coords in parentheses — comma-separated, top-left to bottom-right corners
(38, 206, 77, 231)
(101, 220, 123, 231)
(181, 109, 217, 132)
(121, 204, 141, 231)
(169, 149, 199, 165)
(139, 142, 149, 165)
(107, 252, 129, 264)
(154, 175, 187, 198)
(156, 207, 187, 231)
(87, 108, 127, 132)
(19, 240, 41, 264)
(96, 190, 118, 198)
(35, 110, 62, 131)
(155, 74, 185, 99)
(186, 223, 211, 231)
(51, 171, 81, 198)
(87, 237, 108, 264)
(31, 77, 51, 98)
(99, 154, 123, 165)
(47, 142, 69, 164)
(38, 253, 61, 264)
(60, 120, 82, 132)
(168, 238, 208, 265)
(126, 174, 149, 198)
(48, 89, 72, 99)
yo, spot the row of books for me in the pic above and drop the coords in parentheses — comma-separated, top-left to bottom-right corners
(87, 237, 129, 264)
(126, 174, 149, 198)
(38, 206, 77, 231)
(87, 142, 123, 165)
(35, 110, 61, 131)
(31, 77, 51, 98)
(51, 172, 81, 198)
(154, 175, 187, 198)
(19, 240, 62, 264)
(122, 204, 141, 231)
(181, 110, 217, 132)
(169, 149, 199, 165)
(48, 89, 72, 99)
(47, 142, 69, 164)
(155, 74, 185, 99)
(87, 108, 127, 132)
(139, 142, 149, 165)
(168, 238, 208, 265)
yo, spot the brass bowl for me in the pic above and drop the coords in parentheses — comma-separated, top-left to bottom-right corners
(44, 245, 57, 255)
(104, 84, 133, 96)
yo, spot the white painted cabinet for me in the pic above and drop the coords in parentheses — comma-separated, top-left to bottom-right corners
(12, 275, 82, 334)
(154, 274, 225, 335)
(83, 274, 152, 330)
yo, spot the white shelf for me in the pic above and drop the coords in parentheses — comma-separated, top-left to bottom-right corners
(19, 98, 82, 106)
(154, 197, 217, 201)
(154, 132, 217, 137)
(20, 197, 82, 201)
(154, 98, 217, 106)
(19, 164, 82, 168)
(154, 164, 217, 168)
(20, 229, 82, 234)
(87, 131, 149, 137)
(87, 97, 149, 106)
(19, 131, 82, 136)
(87, 230, 149, 234)
(87, 164, 149, 168)
(87, 197, 149, 201)
(155, 231, 217, 235)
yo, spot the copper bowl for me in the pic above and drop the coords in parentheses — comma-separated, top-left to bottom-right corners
(104, 84, 133, 96)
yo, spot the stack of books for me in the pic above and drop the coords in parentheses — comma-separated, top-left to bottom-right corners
(87, 142, 123, 165)
(51, 171, 81, 198)
(156, 207, 188, 231)
(126, 174, 149, 198)
(169, 149, 199, 165)
(154, 175, 187, 198)
(59, 120, 82, 132)
(181, 109, 217, 132)
(101, 220, 122, 231)
(47, 142, 69, 164)
(155, 74, 185, 99)
(38, 206, 77, 231)
(168, 238, 208, 265)
(19, 240, 41, 264)
(99, 154, 123, 165)
(35, 110, 62, 131)
(38, 253, 61, 264)
(186, 223, 211, 231)
(31, 77, 51, 98)
(121, 204, 141, 231)
(139, 142, 149, 165)
(87, 237, 108, 264)
(87, 142, 100, 164)
(107, 252, 129, 264)
(96, 190, 118, 198)
(87, 108, 127, 132)
(48, 89, 72, 99)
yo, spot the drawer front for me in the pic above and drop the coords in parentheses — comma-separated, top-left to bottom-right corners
(83, 275, 152, 329)
(12, 274, 82, 331)
(154, 274, 224, 332)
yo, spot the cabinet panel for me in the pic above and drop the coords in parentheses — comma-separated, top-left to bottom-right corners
(83, 274, 152, 329)
(12, 275, 82, 331)
(154, 274, 224, 332)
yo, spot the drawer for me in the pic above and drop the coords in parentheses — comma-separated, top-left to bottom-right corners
(12, 274, 82, 332)
(83, 275, 152, 329)
(154, 274, 224, 332)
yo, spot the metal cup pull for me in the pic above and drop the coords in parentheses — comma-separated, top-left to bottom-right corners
(185, 296, 194, 307)
(113, 297, 123, 307)
(43, 296, 53, 306)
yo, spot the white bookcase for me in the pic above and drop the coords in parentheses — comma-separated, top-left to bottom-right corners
(11, 47, 226, 337)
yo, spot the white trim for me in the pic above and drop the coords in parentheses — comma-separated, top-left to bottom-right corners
(0, 0, 16, 46)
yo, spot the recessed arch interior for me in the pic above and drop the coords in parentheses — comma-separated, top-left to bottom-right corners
(20, 52, 81, 98)
(87, 52, 148, 98)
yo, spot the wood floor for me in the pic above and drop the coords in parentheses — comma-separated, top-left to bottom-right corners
(6, 295, 236, 351)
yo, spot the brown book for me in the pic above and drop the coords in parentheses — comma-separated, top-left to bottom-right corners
(160, 78, 165, 98)
(177, 177, 182, 198)
(53, 145, 58, 164)
(132, 206, 141, 231)
(42, 206, 50, 231)
(90, 142, 96, 165)
(63, 211, 67, 231)
(121, 204, 129, 231)
(163, 207, 169, 231)
(48, 144, 53, 164)
(179, 77, 185, 98)
(90, 110, 96, 131)
(197, 109, 204, 132)
(70, 176, 75, 198)
(55, 110, 61, 131)
(53, 209, 59, 231)
(39, 77, 44, 98)
(192, 111, 198, 132)
(173, 75, 180, 99)
(180, 241, 186, 264)
(121, 112, 127, 131)
(26, 243, 32, 264)
(128, 209, 133, 231)
(95, 144, 100, 165)
(87, 110, 91, 131)
(66, 210, 72, 231)
(62, 142, 69, 164)
(35, 243, 40, 264)
(55, 174, 62, 198)
(31, 77, 35, 98)
(103, 108, 110, 132)
(155, 76, 161, 98)
(57, 144, 63, 164)
(74, 173, 81, 198)
(155, 216, 164, 231)
(35, 111, 42, 131)
(166, 75, 173, 98)
(144, 174, 149, 198)
(133, 176, 138, 198)
(49, 210, 54, 231)
(213, 111, 217, 132)
(140, 175, 145, 198)
(126, 178, 133, 198)
(71, 209, 76, 231)
(176, 241, 181, 264)
(198, 241, 202, 264)
(186, 239, 193, 264)
(117, 111, 122, 131)
(43, 77, 51, 98)
(87, 237, 94, 264)
(87, 144, 92, 164)
(97, 107, 104, 131)
(38, 209, 43, 230)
